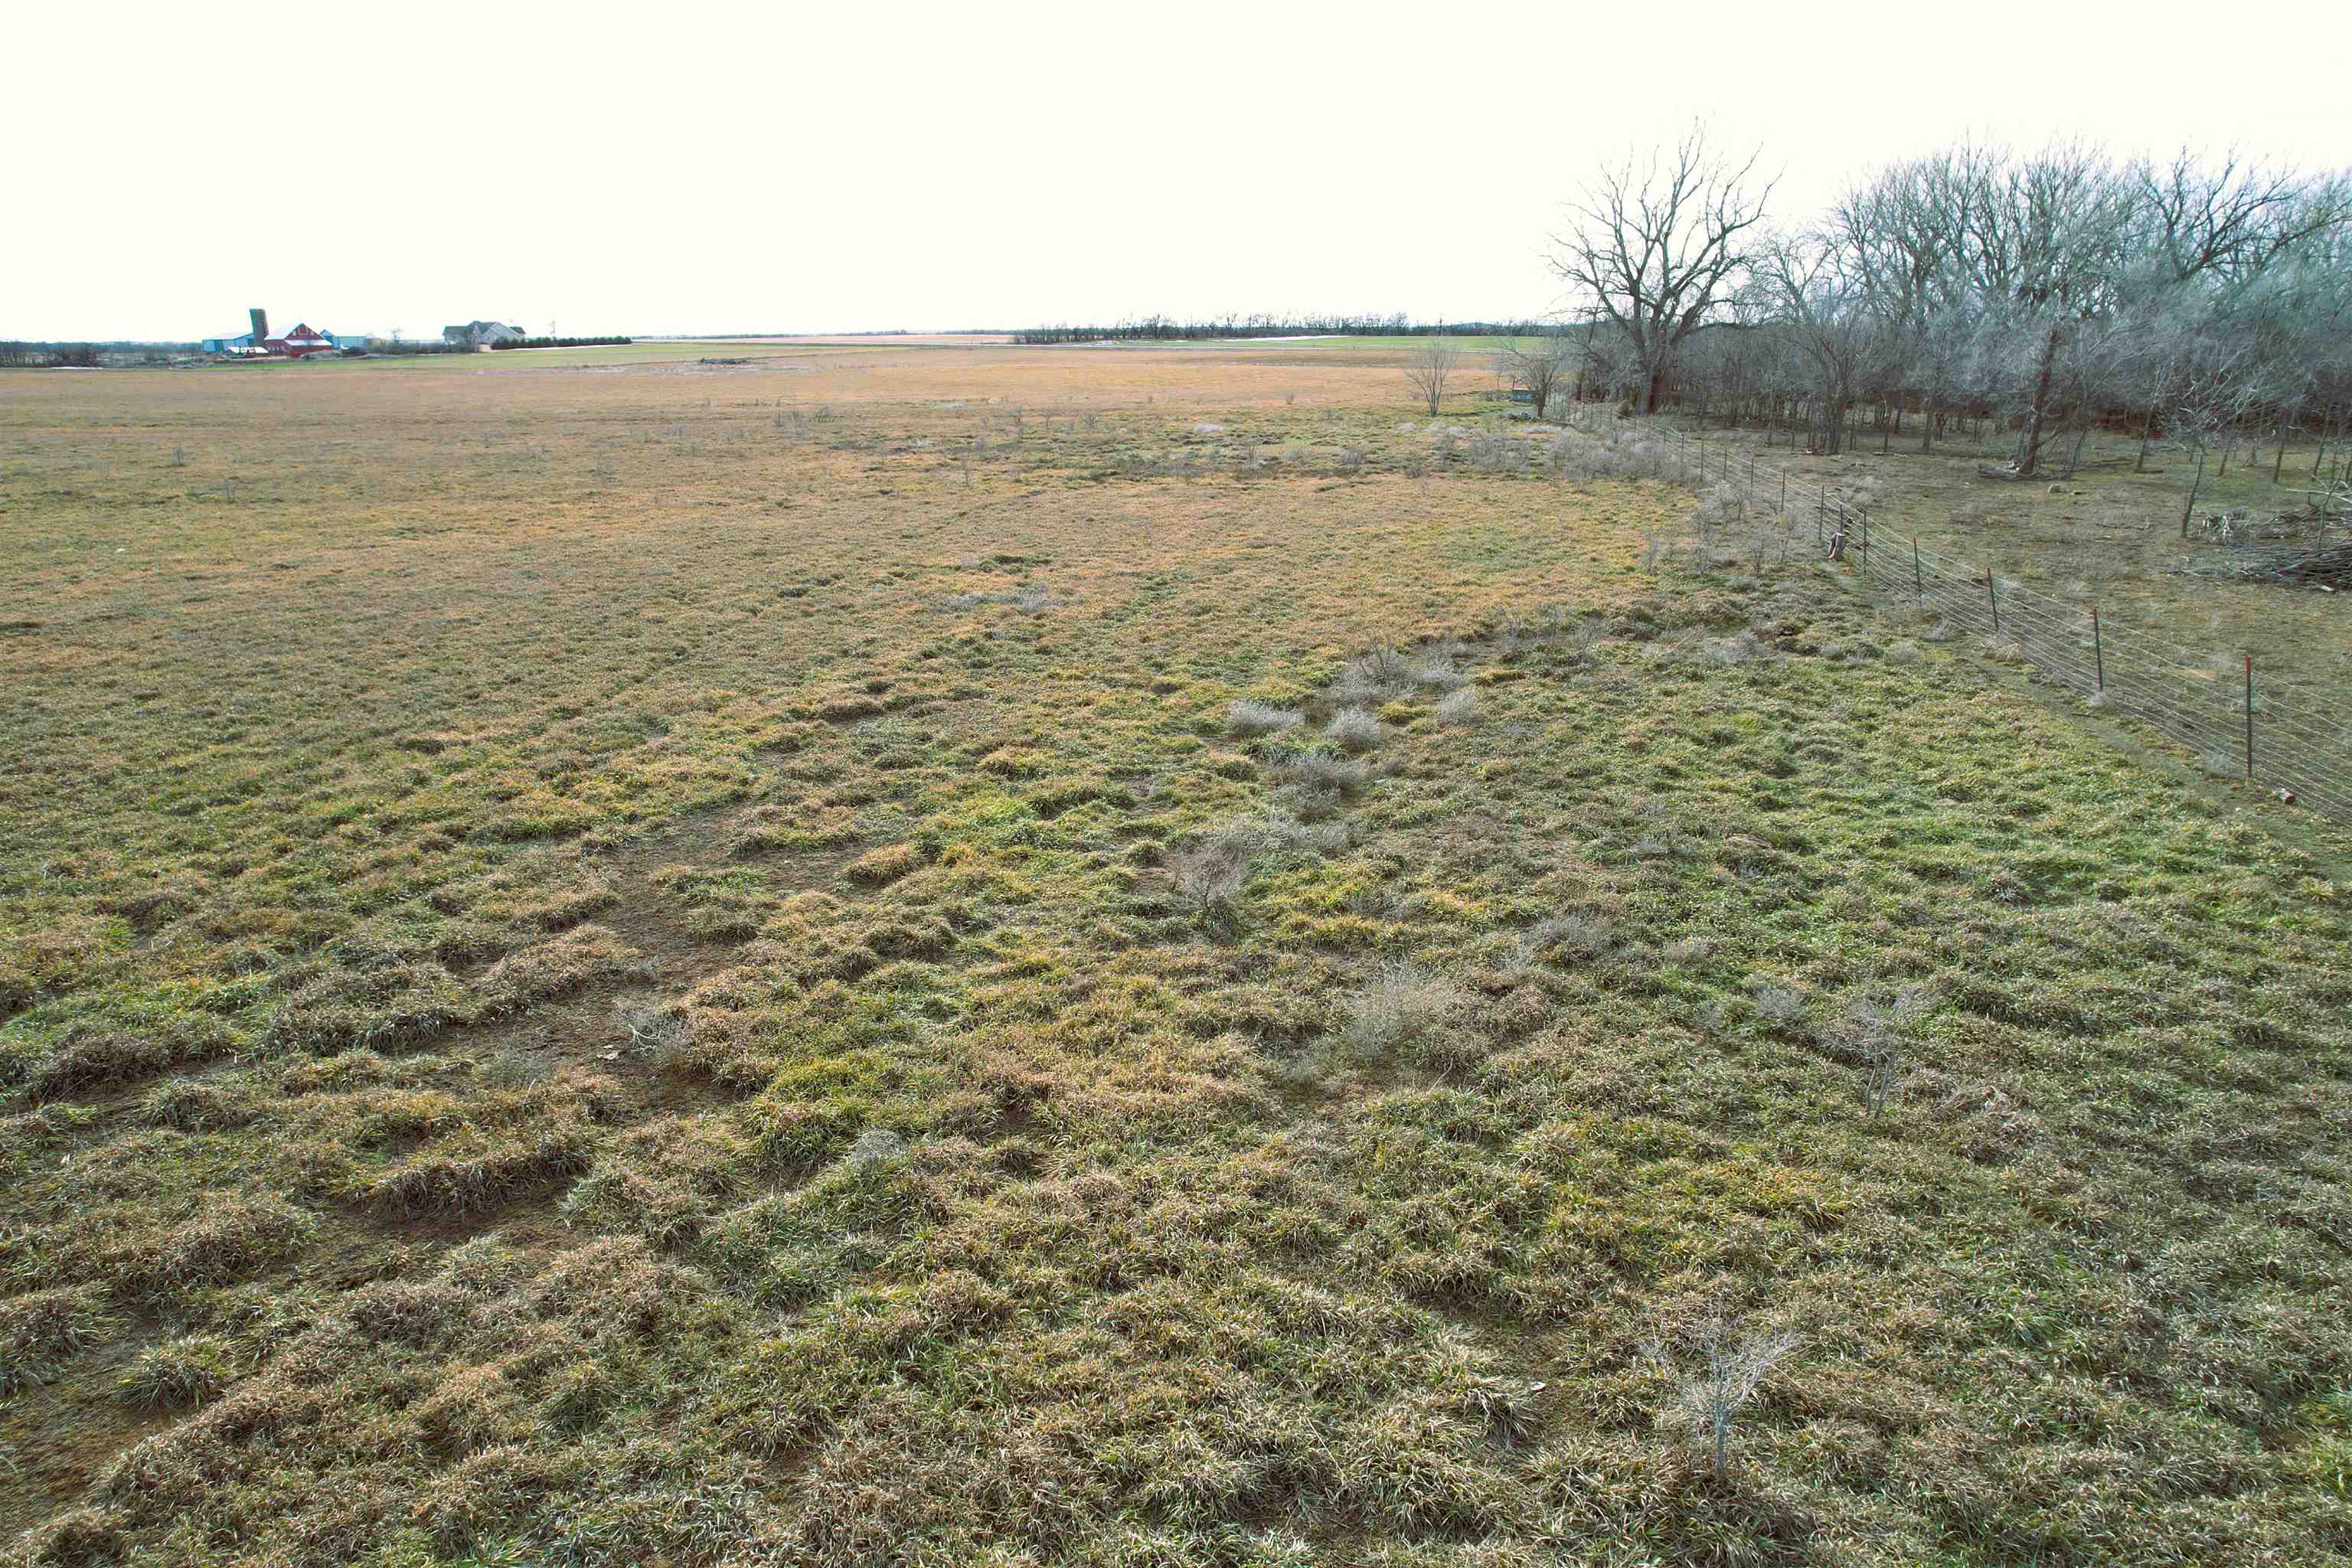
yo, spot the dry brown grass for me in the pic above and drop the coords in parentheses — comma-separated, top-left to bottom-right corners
(2, 344, 2347, 1566)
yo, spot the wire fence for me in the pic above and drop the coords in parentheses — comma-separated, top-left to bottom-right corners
(1567, 413, 2352, 824)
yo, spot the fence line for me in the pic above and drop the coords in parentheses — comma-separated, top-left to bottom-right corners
(1567, 413, 2352, 824)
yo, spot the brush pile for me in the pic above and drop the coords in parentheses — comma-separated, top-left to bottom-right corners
(2174, 537, 2352, 588)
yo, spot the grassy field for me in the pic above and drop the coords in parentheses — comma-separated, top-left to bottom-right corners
(4, 342, 2350, 1566)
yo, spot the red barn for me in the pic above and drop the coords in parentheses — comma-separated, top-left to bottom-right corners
(264, 322, 336, 358)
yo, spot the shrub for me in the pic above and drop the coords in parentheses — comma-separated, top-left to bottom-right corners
(1326, 709, 1390, 753)
(1228, 699, 1304, 737)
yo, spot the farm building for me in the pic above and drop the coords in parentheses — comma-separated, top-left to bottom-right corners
(443, 320, 526, 348)
(200, 332, 256, 354)
(265, 323, 337, 358)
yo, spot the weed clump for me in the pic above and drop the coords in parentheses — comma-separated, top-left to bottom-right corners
(1168, 829, 1256, 922)
(1326, 709, 1391, 753)
(1341, 964, 1468, 1057)
(136, 1077, 260, 1132)
(1435, 688, 1485, 727)
(1822, 985, 1933, 1116)
(2, 1287, 116, 1394)
(1408, 656, 1469, 692)
(1525, 914, 1611, 961)
(613, 1000, 696, 1065)
(364, 1122, 595, 1217)
(1702, 631, 1762, 667)
(1748, 980, 1809, 1032)
(110, 1197, 317, 1304)
(846, 842, 922, 886)
(1228, 698, 1304, 737)
(1330, 648, 1409, 704)
(844, 1129, 909, 1170)
(117, 1334, 240, 1409)
(1273, 750, 1374, 797)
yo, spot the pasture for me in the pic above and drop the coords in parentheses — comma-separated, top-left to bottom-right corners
(3, 341, 2349, 1566)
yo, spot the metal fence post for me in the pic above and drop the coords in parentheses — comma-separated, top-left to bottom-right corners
(2092, 609, 2104, 693)
(1913, 538, 1924, 596)
(1987, 572, 2001, 632)
(2245, 655, 2255, 779)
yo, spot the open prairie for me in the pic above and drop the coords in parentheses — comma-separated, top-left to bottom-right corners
(3, 342, 2350, 1566)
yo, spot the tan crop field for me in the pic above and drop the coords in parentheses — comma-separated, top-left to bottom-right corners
(4, 341, 2350, 1566)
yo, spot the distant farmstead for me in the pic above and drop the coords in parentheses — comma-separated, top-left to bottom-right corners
(443, 321, 526, 348)
(201, 308, 361, 358)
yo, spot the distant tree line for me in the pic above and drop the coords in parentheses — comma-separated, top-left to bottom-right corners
(3, 341, 197, 367)
(1540, 127, 2352, 493)
(487, 335, 635, 351)
(1013, 315, 1548, 345)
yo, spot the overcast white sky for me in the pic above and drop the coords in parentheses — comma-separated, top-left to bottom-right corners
(8, 1, 2348, 341)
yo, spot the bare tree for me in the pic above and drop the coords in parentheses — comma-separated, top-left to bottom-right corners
(1651, 1295, 1800, 1483)
(1550, 123, 1776, 414)
(1403, 338, 1459, 416)
(2136, 150, 2352, 286)
(2174, 360, 2270, 534)
(1755, 237, 1885, 454)
(1497, 335, 1573, 420)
